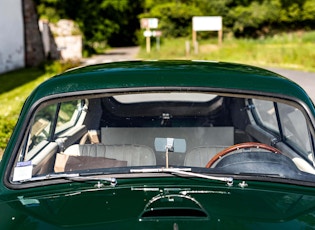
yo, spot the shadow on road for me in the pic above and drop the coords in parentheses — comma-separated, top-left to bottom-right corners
(82, 46, 140, 66)
(103, 52, 127, 56)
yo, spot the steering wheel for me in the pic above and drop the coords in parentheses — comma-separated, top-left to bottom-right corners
(205, 142, 282, 168)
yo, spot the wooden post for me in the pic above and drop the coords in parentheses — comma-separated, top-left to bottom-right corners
(156, 37, 160, 51)
(192, 30, 197, 48)
(194, 41, 199, 55)
(218, 29, 223, 46)
(146, 27, 151, 53)
(185, 41, 190, 56)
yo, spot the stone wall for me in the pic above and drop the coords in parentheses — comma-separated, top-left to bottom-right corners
(54, 36, 82, 60)
(49, 20, 82, 60)
(39, 21, 60, 60)
(23, 0, 45, 67)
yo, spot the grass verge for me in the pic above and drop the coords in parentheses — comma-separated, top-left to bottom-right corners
(0, 60, 81, 158)
(138, 31, 315, 72)
(0, 68, 52, 158)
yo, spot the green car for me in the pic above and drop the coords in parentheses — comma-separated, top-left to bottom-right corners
(2, 60, 315, 229)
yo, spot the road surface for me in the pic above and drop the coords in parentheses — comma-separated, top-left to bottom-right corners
(265, 67, 315, 103)
(82, 47, 140, 65)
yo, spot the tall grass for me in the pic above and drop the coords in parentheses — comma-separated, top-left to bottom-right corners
(138, 31, 315, 72)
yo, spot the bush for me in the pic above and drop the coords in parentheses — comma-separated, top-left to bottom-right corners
(0, 60, 81, 157)
(43, 60, 81, 74)
(139, 2, 202, 38)
(0, 115, 17, 155)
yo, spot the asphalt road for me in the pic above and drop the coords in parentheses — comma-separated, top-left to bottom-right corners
(82, 47, 315, 102)
(82, 47, 140, 65)
(265, 67, 315, 103)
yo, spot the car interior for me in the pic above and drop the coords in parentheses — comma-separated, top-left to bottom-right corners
(12, 91, 315, 182)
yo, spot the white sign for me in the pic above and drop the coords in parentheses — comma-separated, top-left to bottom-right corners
(152, 30, 162, 37)
(13, 161, 33, 181)
(149, 18, 159, 29)
(192, 16, 222, 31)
(143, 30, 152, 37)
(143, 30, 162, 37)
(141, 18, 159, 29)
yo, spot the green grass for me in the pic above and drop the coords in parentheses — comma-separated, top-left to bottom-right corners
(0, 68, 54, 158)
(0, 68, 44, 94)
(0, 68, 52, 117)
(138, 31, 315, 72)
(0, 60, 80, 158)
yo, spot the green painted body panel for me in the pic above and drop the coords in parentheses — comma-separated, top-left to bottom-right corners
(24, 61, 315, 108)
(5, 61, 313, 156)
(2, 61, 315, 229)
(1, 178, 315, 229)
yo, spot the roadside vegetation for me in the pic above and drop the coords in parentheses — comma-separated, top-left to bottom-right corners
(138, 31, 315, 72)
(0, 61, 80, 158)
(35, 0, 315, 54)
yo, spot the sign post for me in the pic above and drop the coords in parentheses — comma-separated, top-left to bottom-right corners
(140, 18, 159, 53)
(192, 16, 223, 47)
(145, 28, 151, 53)
(153, 30, 162, 51)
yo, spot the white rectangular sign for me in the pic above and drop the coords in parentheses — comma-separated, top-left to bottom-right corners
(192, 16, 222, 31)
(141, 18, 159, 29)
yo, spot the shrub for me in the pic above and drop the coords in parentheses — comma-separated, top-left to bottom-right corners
(0, 60, 81, 158)
(0, 115, 17, 155)
(44, 60, 82, 74)
(139, 2, 202, 38)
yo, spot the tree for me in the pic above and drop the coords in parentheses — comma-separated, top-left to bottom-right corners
(139, 2, 201, 37)
(34, 0, 315, 46)
(226, 0, 281, 37)
(35, 0, 144, 48)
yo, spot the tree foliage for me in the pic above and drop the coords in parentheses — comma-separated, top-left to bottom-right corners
(140, 2, 202, 37)
(34, 0, 315, 47)
(35, 0, 143, 47)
